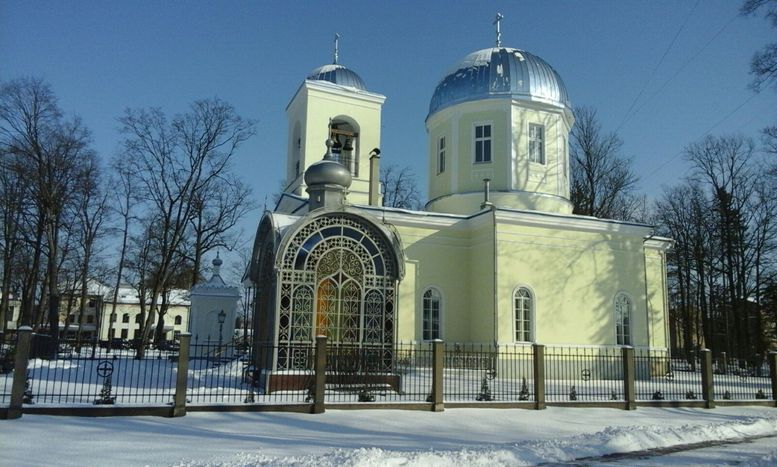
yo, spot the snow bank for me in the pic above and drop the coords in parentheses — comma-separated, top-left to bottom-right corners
(173, 416, 777, 466)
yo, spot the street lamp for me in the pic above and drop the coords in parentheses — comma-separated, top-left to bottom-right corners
(217, 309, 226, 348)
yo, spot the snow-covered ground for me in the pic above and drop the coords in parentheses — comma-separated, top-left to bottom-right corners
(3, 406, 777, 466)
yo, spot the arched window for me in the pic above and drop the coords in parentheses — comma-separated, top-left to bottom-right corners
(174, 315, 182, 325)
(513, 287, 533, 342)
(122, 313, 130, 323)
(615, 293, 632, 345)
(422, 288, 441, 341)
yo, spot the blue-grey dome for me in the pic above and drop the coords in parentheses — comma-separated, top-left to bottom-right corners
(428, 47, 570, 118)
(307, 64, 367, 90)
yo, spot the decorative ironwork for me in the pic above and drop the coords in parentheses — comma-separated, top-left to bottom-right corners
(276, 214, 399, 370)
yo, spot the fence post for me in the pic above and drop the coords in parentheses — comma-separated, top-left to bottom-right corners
(8, 326, 33, 419)
(533, 343, 545, 410)
(769, 352, 777, 404)
(312, 335, 327, 414)
(701, 348, 715, 409)
(172, 333, 191, 417)
(431, 339, 444, 412)
(720, 352, 727, 375)
(622, 346, 636, 410)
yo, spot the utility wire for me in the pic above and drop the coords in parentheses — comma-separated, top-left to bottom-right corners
(643, 72, 775, 182)
(623, 12, 739, 130)
(615, 0, 700, 134)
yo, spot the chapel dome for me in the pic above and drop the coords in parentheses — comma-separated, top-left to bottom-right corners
(307, 64, 367, 90)
(428, 47, 570, 117)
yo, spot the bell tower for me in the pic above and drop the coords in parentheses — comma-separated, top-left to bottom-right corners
(285, 35, 386, 206)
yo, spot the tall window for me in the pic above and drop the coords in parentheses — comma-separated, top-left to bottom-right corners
(122, 313, 130, 323)
(423, 288, 441, 341)
(529, 123, 544, 164)
(615, 293, 632, 345)
(514, 287, 533, 342)
(438, 136, 446, 174)
(474, 124, 491, 163)
(174, 315, 182, 325)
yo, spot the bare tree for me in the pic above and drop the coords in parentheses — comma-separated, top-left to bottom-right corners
(570, 106, 641, 220)
(0, 78, 94, 340)
(742, 0, 777, 91)
(106, 157, 136, 346)
(119, 98, 255, 357)
(185, 177, 255, 288)
(380, 164, 422, 210)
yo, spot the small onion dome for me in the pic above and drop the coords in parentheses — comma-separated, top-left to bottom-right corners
(307, 64, 367, 90)
(429, 47, 570, 118)
(304, 139, 352, 188)
(212, 254, 223, 268)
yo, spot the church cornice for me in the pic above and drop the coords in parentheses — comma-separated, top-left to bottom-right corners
(286, 80, 386, 112)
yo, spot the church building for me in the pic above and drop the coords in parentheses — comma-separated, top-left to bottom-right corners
(247, 26, 673, 382)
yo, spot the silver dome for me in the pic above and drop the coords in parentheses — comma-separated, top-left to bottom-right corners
(428, 47, 570, 117)
(304, 160, 352, 188)
(307, 64, 367, 90)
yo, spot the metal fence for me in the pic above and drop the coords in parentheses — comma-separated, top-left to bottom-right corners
(0, 332, 15, 403)
(2, 329, 776, 416)
(545, 346, 623, 402)
(444, 343, 534, 402)
(634, 349, 703, 401)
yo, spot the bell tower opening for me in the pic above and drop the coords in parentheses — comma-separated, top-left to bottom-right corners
(330, 120, 359, 176)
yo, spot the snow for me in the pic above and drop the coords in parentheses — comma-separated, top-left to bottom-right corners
(4, 406, 777, 466)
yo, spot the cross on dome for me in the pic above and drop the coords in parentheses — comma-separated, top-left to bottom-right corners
(493, 13, 503, 47)
(333, 33, 341, 64)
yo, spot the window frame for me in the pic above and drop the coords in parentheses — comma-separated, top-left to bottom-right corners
(614, 292, 633, 346)
(422, 287, 443, 341)
(512, 286, 535, 342)
(473, 122, 492, 164)
(528, 123, 545, 165)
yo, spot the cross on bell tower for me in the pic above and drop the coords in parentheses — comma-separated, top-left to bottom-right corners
(333, 33, 340, 64)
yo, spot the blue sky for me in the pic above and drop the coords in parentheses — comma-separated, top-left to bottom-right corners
(2, 0, 775, 271)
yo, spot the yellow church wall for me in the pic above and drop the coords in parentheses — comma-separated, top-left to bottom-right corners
(385, 210, 669, 350)
(493, 220, 658, 347)
(644, 247, 669, 349)
(390, 217, 485, 343)
(510, 105, 571, 200)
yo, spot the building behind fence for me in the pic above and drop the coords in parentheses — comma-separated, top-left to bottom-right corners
(1, 328, 776, 419)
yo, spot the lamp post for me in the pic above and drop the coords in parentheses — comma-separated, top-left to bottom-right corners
(217, 309, 226, 349)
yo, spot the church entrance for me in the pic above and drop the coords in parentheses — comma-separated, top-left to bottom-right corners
(274, 213, 400, 372)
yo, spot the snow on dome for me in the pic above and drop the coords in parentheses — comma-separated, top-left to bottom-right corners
(307, 64, 367, 90)
(428, 47, 571, 118)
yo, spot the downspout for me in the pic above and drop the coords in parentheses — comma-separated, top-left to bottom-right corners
(368, 148, 381, 206)
(481, 179, 497, 347)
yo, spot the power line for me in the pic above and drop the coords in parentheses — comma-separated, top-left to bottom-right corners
(615, 0, 700, 134)
(623, 12, 739, 130)
(642, 77, 773, 182)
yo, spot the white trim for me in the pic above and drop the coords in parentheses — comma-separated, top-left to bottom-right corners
(472, 121, 494, 164)
(614, 292, 634, 346)
(421, 286, 443, 342)
(512, 285, 536, 343)
(528, 122, 545, 165)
